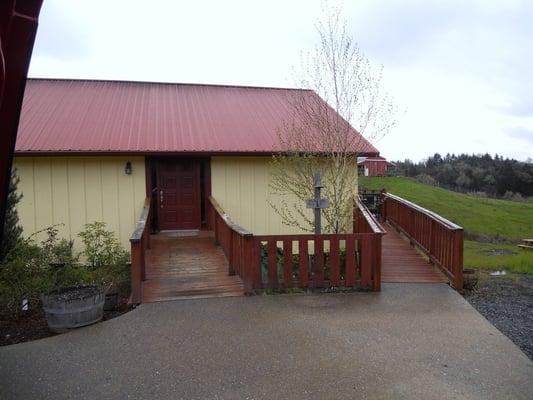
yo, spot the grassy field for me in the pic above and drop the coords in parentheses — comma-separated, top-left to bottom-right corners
(359, 177, 533, 274)
(464, 241, 533, 274)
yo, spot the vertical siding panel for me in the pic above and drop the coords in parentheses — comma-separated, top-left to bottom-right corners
(132, 158, 146, 221)
(13, 158, 36, 234)
(253, 158, 268, 234)
(67, 158, 87, 240)
(240, 158, 254, 230)
(101, 158, 121, 244)
(50, 158, 70, 239)
(101, 157, 145, 249)
(117, 158, 137, 247)
(84, 158, 104, 223)
(33, 158, 54, 236)
(221, 158, 228, 207)
(226, 160, 240, 218)
(210, 157, 227, 210)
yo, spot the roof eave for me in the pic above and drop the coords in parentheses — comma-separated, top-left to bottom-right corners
(14, 150, 380, 157)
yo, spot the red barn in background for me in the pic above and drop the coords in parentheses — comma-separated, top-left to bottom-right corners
(357, 156, 394, 177)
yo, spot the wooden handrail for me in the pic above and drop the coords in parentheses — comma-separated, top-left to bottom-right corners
(384, 193, 462, 230)
(355, 195, 387, 235)
(130, 197, 151, 243)
(209, 196, 252, 237)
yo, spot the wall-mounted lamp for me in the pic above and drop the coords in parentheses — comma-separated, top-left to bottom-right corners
(125, 161, 132, 175)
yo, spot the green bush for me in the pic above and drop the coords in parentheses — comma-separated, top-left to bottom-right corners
(78, 222, 128, 269)
(78, 222, 130, 296)
(0, 225, 77, 319)
(0, 240, 51, 318)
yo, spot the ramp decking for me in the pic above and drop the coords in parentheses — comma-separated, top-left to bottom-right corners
(142, 232, 244, 303)
(381, 226, 448, 284)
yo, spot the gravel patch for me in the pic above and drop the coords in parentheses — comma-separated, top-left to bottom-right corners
(464, 274, 533, 359)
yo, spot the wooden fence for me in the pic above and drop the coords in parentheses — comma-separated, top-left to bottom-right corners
(382, 193, 463, 289)
(129, 197, 151, 304)
(209, 196, 385, 293)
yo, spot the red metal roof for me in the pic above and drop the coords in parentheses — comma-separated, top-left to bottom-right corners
(15, 79, 379, 155)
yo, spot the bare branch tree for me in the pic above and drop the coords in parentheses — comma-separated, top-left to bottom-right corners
(269, 1, 397, 233)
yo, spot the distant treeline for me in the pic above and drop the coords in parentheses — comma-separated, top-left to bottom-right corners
(392, 153, 533, 200)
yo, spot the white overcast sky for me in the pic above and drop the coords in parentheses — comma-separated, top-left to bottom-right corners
(29, 0, 533, 162)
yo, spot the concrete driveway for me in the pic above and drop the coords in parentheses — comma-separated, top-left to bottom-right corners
(0, 283, 531, 400)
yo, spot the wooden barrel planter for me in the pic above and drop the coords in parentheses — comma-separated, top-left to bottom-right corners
(41, 285, 105, 333)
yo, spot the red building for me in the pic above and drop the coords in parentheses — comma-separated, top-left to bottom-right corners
(357, 156, 394, 177)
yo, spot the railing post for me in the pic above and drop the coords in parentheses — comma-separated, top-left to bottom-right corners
(242, 235, 255, 294)
(146, 229, 151, 250)
(129, 196, 151, 304)
(213, 213, 219, 245)
(373, 234, 382, 291)
(130, 240, 142, 304)
(380, 191, 387, 223)
(360, 235, 372, 288)
(452, 229, 464, 290)
(428, 219, 434, 259)
(228, 230, 235, 275)
(141, 237, 146, 281)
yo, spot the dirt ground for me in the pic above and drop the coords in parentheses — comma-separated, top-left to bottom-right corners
(0, 304, 131, 347)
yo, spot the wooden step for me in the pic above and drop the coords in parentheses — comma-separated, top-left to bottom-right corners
(142, 234, 244, 303)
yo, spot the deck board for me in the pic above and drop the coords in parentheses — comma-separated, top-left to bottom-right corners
(381, 226, 448, 284)
(142, 232, 244, 303)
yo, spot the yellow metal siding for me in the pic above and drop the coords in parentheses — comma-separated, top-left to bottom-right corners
(13, 156, 145, 252)
(211, 156, 358, 235)
(211, 157, 304, 235)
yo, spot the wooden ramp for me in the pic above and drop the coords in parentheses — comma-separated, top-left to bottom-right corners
(142, 232, 244, 303)
(381, 226, 448, 284)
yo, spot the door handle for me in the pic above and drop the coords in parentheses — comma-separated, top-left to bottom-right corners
(160, 190, 164, 208)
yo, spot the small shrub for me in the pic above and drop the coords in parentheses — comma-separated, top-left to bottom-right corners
(78, 222, 128, 269)
(0, 240, 52, 318)
(0, 225, 76, 319)
(78, 222, 130, 295)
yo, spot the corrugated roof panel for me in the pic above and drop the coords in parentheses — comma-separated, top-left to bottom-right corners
(15, 79, 379, 155)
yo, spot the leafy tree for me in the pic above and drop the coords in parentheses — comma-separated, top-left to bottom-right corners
(1, 170, 23, 263)
(270, 2, 397, 233)
(392, 153, 533, 199)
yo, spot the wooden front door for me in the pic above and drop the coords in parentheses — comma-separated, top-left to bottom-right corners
(156, 159, 201, 230)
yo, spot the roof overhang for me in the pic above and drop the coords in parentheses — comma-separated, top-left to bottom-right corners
(14, 150, 381, 157)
